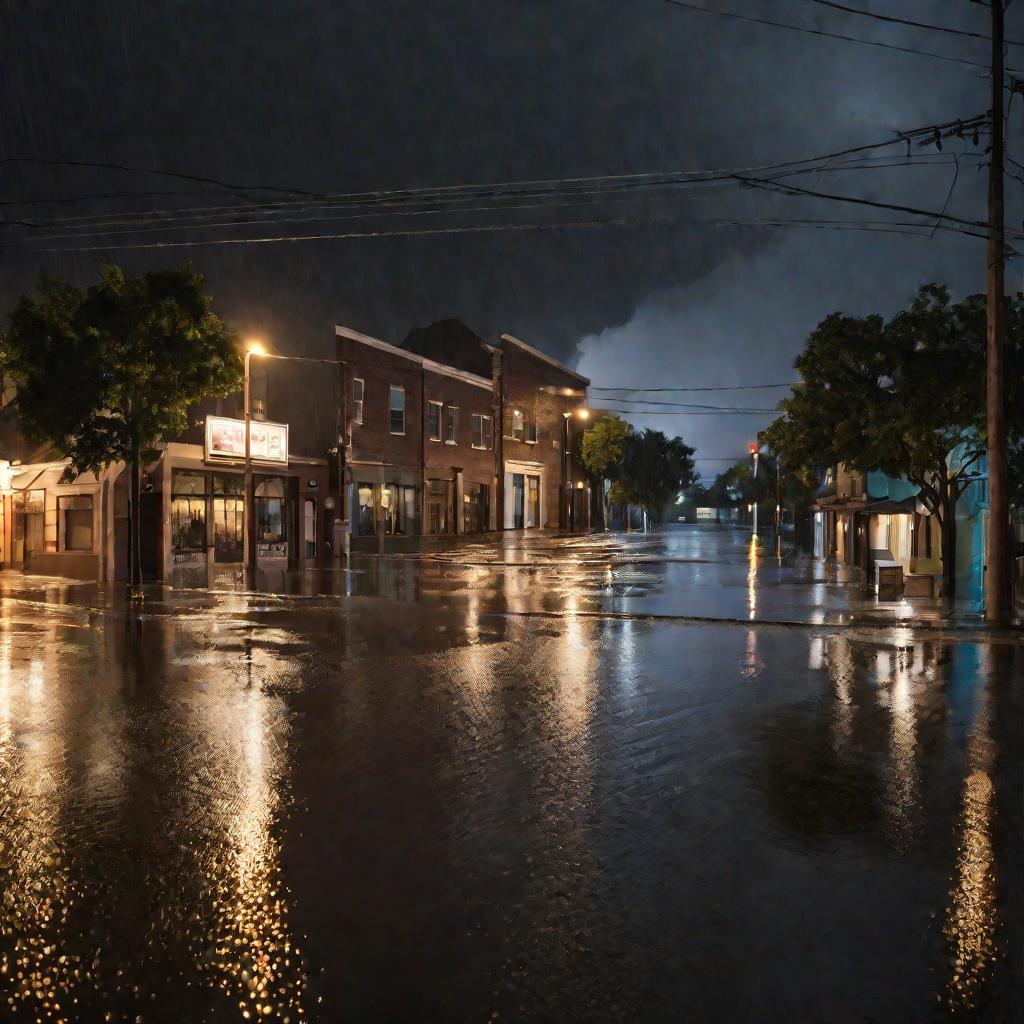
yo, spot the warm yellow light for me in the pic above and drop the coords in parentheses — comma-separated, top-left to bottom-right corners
(577, 407, 589, 420)
(246, 339, 266, 356)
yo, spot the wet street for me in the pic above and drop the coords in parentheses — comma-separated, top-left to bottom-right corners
(0, 526, 1021, 1022)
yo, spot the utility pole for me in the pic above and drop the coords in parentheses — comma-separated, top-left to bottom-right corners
(986, 0, 1011, 624)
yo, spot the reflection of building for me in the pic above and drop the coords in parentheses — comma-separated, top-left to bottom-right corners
(336, 319, 589, 551)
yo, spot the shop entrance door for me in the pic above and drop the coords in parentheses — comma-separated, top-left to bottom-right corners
(212, 496, 244, 562)
(512, 474, 525, 529)
(526, 475, 540, 528)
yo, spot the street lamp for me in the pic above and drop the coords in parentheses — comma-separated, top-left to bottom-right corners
(244, 339, 265, 587)
(749, 443, 759, 538)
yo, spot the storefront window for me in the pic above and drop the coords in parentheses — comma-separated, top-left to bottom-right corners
(464, 482, 489, 533)
(426, 479, 450, 535)
(59, 494, 94, 551)
(13, 489, 45, 556)
(172, 471, 207, 552)
(383, 484, 417, 535)
(357, 483, 376, 536)
(255, 477, 286, 544)
(304, 499, 316, 558)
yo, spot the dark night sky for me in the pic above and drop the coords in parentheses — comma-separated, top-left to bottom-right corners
(2, 1, 1021, 473)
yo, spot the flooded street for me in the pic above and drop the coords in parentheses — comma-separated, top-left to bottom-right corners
(0, 527, 1021, 1021)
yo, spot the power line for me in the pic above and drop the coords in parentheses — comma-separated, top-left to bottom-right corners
(2, 115, 985, 235)
(4, 211, 1001, 255)
(595, 397, 779, 410)
(591, 383, 796, 391)
(662, 0, 1015, 71)
(0, 156, 314, 197)
(792, 0, 1024, 46)
(5, 157, 964, 244)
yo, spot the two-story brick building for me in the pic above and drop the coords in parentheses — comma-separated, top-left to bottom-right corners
(334, 319, 589, 548)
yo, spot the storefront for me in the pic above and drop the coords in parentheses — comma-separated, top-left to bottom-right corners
(155, 431, 328, 588)
(503, 459, 545, 529)
(0, 459, 117, 580)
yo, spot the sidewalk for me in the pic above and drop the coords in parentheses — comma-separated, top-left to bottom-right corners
(0, 526, 1018, 635)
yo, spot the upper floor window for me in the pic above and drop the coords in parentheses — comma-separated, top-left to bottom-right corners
(472, 414, 493, 450)
(526, 422, 539, 444)
(428, 401, 443, 442)
(389, 385, 405, 435)
(352, 378, 365, 425)
(511, 409, 524, 441)
(445, 405, 459, 444)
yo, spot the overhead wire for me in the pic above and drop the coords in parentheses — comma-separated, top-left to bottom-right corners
(791, 0, 1024, 46)
(661, 0, 1017, 72)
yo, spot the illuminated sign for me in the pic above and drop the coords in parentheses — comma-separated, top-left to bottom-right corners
(205, 416, 288, 465)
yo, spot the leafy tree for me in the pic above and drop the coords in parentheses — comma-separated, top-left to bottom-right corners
(764, 284, 1024, 597)
(579, 413, 632, 529)
(619, 428, 697, 525)
(1, 265, 242, 593)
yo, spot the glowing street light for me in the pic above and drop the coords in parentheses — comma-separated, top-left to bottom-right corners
(244, 339, 267, 586)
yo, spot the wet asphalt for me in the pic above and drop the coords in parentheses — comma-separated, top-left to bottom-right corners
(0, 526, 1021, 1022)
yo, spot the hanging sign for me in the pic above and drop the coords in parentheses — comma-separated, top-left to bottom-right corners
(205, 416, 288, 465)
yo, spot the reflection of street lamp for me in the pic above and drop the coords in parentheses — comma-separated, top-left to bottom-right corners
(244, 339, 266, 586)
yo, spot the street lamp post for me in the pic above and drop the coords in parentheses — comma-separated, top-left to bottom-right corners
(243, 340, 265, 587)
(749, 443, 759, 538)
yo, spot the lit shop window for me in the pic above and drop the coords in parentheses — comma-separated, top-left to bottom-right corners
(304, 498, 316, 558)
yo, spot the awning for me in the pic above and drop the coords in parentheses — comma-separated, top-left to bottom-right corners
(859, 497, 917, 515)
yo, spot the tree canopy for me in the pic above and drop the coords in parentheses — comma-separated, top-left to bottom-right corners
(764, 284, 1024, 594)
(579, 414, 697, 525)
(2, 265, 242, 478)
(2, 264, 242, 589)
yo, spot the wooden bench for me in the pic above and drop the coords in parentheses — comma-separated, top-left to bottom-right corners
(904, 574, 935, 598)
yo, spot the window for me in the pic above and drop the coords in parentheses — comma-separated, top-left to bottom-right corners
(59, 494, 93, 551)
(526, 422, 539, 444)
(389, 385, 405, 435)
(464, 482, 490, 532)
(211, 475, 244, 562)
(445, 405, 458, 444)
(383, 484, 418, 535)
(171, 471, 207, 552)
(352, 378, 365, 425)
(255, 477, 286, 544)
(426, 479, 450, 535)
(357, 483, 376, 536)
(471, 414, 492, 450)
(12, 489, 46, 560)
(428, 401, 443, 441)
(304, 498, 316, 559)
(512, 409, 524, 441)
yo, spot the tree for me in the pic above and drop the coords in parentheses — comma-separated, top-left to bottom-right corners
(764, 284, 1024, 597)
(619, 428, 697, 526)
(1, 265, 242, 594)
(579, 413, 632, 529)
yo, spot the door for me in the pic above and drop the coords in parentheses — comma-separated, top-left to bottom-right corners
(526, 475, 540, 528)
(212, 496, 244, 562)
(512, 474, 525, 529)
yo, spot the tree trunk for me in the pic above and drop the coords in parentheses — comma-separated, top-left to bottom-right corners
(129, 442, 143, 597)
(940, 499, 957, 600)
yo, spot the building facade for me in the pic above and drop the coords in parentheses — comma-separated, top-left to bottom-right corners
(335, 320, 590, 548)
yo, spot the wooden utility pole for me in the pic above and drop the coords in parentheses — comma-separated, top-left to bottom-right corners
(986, 0, 1011, 624)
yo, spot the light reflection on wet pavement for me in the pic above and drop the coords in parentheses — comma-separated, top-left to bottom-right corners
(0, 527, 1021, 1021)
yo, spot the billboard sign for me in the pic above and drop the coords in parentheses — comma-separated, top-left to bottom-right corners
(205, 416, 288, 465)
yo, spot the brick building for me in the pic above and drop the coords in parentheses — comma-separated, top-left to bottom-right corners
(334, 320, 589, 547)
